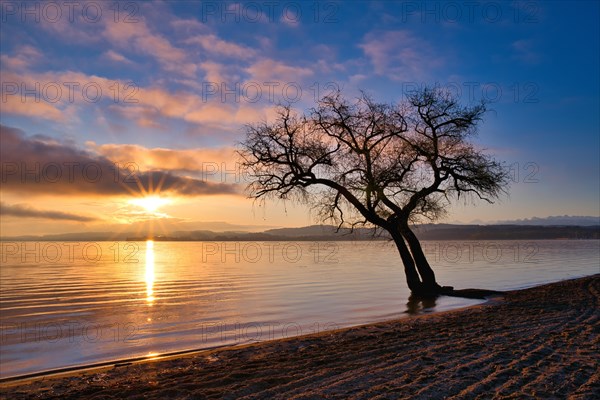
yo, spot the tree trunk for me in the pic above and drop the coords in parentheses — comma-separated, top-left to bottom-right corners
(400, 224, 440, 292)
(389, 230, 422, 292)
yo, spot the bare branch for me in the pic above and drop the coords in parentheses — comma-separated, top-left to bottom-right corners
(238, 86, 509, 231)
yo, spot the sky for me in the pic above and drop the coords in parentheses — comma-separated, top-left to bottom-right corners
(1, 0, 599, 237)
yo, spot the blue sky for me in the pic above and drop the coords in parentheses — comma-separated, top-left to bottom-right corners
(1, 1, 598, 235)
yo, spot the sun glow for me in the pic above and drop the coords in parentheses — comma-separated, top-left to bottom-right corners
(130, 196, 171, 213)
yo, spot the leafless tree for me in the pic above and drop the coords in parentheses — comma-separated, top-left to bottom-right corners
(239, 88, 510, 296)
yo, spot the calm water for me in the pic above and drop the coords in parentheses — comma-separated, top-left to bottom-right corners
(0, 240, 598, 379)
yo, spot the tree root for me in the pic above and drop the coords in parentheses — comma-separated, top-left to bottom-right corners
(412, 285, 504, 300)
(442, 287, 504, 299)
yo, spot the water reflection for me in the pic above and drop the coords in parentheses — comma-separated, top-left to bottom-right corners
(405, 295, 437, 315)
(145, 240, 155, 304)
(1, 240, 598, 379)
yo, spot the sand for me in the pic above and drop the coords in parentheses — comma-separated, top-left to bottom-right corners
(1, 275, 598, 399)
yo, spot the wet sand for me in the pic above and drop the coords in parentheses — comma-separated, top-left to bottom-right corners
(2, 275, 599, 399)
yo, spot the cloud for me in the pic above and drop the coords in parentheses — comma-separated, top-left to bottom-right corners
(86, 142, 237, 174)
(245, 59, 313, 83)
(199, 61, 230, 83)
(0, 94, 65, 122)
(0, 125, 240, 197)
(0, 45, 43, 70)
(25, 2, 197, 78)
(1, 36, 281, 128)
(110, 83, 269, 127)
(103, 50, 134, 64)
(106, 105, 165, 129)
(1, 67, 269, 128)
(170, 18, 208, 33)
(186, 35, 256, 59)
(0, 48, 67, 121)
(37, 6, 103, 44)
(359, 30, 443, 81)
(0, 202, 97, 222)
(0, 69, 130, 122)
(103, 18, 198, 78)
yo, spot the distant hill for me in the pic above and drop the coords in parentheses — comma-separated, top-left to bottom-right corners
(2, 224, 598, 241)
(494, 215, 600, 226)
(413, 224, 599, 240)
(263, 225, 381, 239)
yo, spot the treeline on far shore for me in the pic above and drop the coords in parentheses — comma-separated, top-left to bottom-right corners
(128, 224, 600, 241)
(5, 224, 598, 242)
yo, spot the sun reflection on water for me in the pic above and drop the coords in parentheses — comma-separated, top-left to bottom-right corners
(145, 240, 155, 304)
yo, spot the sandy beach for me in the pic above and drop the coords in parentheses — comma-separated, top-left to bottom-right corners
(2, 274, 598, 399)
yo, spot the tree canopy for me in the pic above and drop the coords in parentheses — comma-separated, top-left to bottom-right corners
(239, 87, 510, 294)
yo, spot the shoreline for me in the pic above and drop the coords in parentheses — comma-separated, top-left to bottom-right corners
(2, 274, 599, 399)
(0, 299, 492, 385)
(0, 294, 490, 384)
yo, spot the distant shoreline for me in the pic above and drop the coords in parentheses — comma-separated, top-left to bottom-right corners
(3, 238, 597, 242)
(2, 238, 600, 242)
(2, 223, 599, 242)
(2, 274, 598, 399)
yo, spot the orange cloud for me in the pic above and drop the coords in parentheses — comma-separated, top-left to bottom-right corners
(86, 142, 237, 173)
(0, 125, 241, 197)
(1, 94, 64, 121)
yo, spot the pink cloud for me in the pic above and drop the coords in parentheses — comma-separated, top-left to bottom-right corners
(186, 35, 255, 59)
(109, 84, 270, 128)
(37, 8, 103, 44)
(0, 45, 43, 70)
(103, 50, 133, 64)
(359, 30, 443, 81)
(170, 18, 208, 33)
(199, 61, 229, 83)
(2, 66, 272, 128)
(245, 59, 313, 83)
(103, 19, 197, 78)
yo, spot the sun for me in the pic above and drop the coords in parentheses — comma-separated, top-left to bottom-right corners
(129, 196, 171, 213)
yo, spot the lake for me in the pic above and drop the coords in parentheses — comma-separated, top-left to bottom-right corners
(1, 240, 598, 379)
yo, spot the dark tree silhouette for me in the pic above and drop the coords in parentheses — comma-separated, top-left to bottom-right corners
(239, 88, 510, 296)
